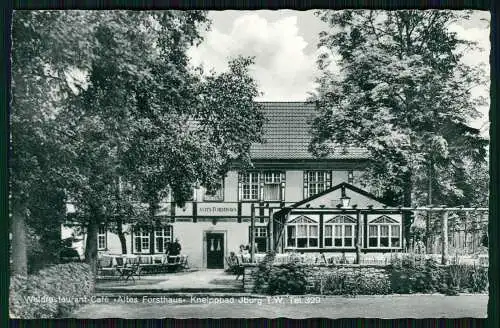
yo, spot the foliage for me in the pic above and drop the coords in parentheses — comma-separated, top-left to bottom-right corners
(469, 266, 488, 292)
(9, 263, 94, 318)
(10, 11, 99, 275)
(252, 252, 307, 295)
(11, 11, 264, 272)
(266, 263, 308, 295)
(388, 256, 487, 294)
(320, 269, 390, 296)
(389, 257, 446, 293)
(310, 10, 489, 244)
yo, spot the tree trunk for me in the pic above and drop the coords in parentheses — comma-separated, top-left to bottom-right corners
(425, 160, 433, 253)
(11, 204, 28, 276)
(84, 208, 99, 275)
(116, 218, 127, 254)
(148, 199, 157, 254)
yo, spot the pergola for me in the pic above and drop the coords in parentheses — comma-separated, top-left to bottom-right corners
(249, 204, 489, 265)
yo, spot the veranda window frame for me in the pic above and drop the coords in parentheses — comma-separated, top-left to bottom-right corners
(286, 216, 319, 249)
(367, 215, 401, 249)
(323, 215, 356, 249)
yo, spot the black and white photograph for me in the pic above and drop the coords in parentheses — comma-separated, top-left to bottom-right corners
(9, 9, 491, 319)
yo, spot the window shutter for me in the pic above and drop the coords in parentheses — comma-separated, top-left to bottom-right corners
(303, 171, 308, 199)
(259, 172, 264, 201)
(238, 172, 242, 201)
(326, 171, 332, 189)
(280, 172, 286, 202)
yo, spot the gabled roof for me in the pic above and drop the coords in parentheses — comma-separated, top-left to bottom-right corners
(369, 215, 399, 224)
(288, 215, 318, 224)
(249, 102, 369, 160)
(289, 182, 395, 209)
(324, 215, 357, 224)
(274, 182, 396, 217)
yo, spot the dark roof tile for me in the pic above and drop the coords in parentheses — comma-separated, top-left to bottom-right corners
(250, 102, 369, 160)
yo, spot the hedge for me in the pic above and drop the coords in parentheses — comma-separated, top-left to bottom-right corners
(248, 258, 488, 296)
(10, 262, 94, 318)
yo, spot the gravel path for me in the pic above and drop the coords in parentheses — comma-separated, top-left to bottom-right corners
(70, 294, 487, 319)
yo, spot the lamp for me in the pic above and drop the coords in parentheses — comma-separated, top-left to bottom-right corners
(340, 185, 350, 208)
(341, 195, 351, 208)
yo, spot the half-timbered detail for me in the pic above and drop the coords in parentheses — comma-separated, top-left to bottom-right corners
(62, 102, 402, 268)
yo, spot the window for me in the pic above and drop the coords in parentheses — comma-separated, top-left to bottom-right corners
(241, 172, 259, 200)
(348, 170, 354, 184)
(97, 225, 107, 250)
(324, 215, 356, 248)
(134, 227, 150, 254)
(368, 215, 401, 248)
(305, 171, 331, 198)
(286, 215, 319, 248)
(154, 226, 173, 253)
(240, 172, 285, 201)
(249, 226, 268, 253)
(204, 179, 224, 201)
(263, 172, 283, 201)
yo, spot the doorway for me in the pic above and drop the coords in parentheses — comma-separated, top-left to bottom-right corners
(206, 232, 225, 269)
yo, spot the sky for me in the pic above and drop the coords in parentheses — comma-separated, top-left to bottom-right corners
(187, 10, 491, 136)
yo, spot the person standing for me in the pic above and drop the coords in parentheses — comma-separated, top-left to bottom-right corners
(170, 238, 182, 256)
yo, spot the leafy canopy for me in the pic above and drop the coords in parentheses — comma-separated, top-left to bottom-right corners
(310, 10, 488, 206)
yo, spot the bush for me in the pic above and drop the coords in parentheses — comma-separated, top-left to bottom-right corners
(252, 251, 277, 294)
(388, 256, 488, 295)
(10, 262, 94, 318)
(320, 269, 390, 296)
(267, 263, 308, 295)
(468, 266, 488, 293)
(389, 257, 446, 294)
(252, 254, 307, 295)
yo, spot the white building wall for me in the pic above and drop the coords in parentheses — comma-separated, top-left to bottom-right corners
(174, 221, 249, 269)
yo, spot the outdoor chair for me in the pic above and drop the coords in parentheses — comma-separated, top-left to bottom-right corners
(97, 257, 116, 278)
(138, 255, 155, 274)
(226, 256, 244, 280)
(117, 260, 141, 282)
(115, 256, 125, 268)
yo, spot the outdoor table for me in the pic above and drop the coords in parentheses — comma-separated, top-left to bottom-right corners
(117, 266, 140, 282)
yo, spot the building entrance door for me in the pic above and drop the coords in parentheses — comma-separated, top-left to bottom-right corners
(206, 232, 224, 269)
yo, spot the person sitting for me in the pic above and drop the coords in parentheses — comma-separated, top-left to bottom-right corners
(228, 251, 239, 265)
(228, 251, 243, 280)
(238, 244, 247, 255)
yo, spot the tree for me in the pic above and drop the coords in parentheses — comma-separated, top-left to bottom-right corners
(52, 11, 264, 270)
(10, 11, 98, 275)
(309, 10, 488, 247)
(12, 11, 265, 275)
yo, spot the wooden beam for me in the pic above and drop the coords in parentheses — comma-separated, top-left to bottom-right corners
(356, 210, 362, 264)
(250, 203, 255, 262)
(441, 211, 449, 265)
(268, 208, 274, 252)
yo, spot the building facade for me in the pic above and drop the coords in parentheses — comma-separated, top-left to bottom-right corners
(62, 102, 403, 269)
